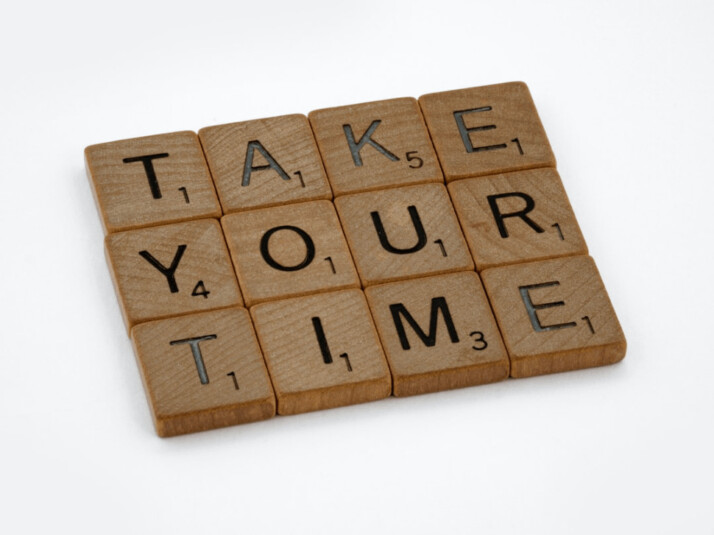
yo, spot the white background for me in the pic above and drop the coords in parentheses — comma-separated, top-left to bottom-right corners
(1, 1, 712, 533)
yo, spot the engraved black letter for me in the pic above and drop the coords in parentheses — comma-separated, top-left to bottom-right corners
(122, 153, 170, 199)
(139, 244, 187, 293)
(389, 297, 459, 350)
(519, 281, 577, 332)
(260, 225, 315, 271)
(371, 205, 427, 254)
(487, 192, 544, 238)
(170, 334, 217, 384)
(242, 140, 291, 186)
(453, 107, 507, 153)
(343, 120, 400, 167)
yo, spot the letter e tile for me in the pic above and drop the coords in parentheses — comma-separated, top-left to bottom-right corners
(131, 308, 275, 437)
(250, 290, 391, 415)
(481, 256, 626, 378)
(365, 272, 508, 396)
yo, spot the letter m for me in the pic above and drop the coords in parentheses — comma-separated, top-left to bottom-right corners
(389, 297, 459, 351)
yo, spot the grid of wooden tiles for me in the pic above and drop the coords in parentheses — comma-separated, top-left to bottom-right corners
(86, 81, 626, 437)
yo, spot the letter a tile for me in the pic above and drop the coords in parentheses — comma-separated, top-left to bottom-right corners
(85, 131, 222, 234)
(365, 272, 509, 397)
(250, 290, 392, 415)
(105, 218, 243, 333)
(199, 114, 332, 213)
(131, 308, 275, 437)
(449, 168, 588, 270)
(335, 184, 473, 286)
(222, 200, 360, 306)
(419, 82, 556, 181)
(481, 256, 626, 378)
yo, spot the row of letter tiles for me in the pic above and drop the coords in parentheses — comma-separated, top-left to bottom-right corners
(131, 260, 625, 437)
(105, 173, 588, 332)
(85, 82, 556, 234)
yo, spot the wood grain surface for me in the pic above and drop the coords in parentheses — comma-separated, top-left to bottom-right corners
(86, 131, 222, 234)
(250, 289, 391, 415)
(335, 183, 473, 285)
(419, 82, 556, 181)
(199, 114, 332, 213)
(481, 256, 626, 378)
(131, 307, 275, 437)
(365, 271, 509, 396)
(105, 218, 243, 333)
(222, 200, 360, 306)
(448, 168, 588, 270)
(309, 97, 443, 196)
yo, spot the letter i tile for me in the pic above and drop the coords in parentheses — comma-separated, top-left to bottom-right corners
(250, 289, 392, 415)
(481, 256, 626, 378)
(131, 308, 275, 437)
(105, 218, 243, 333)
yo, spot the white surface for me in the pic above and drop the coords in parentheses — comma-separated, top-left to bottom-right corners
(1, 1, 712, 533)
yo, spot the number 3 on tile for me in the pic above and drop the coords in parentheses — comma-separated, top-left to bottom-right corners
(192, 280, 210, 299)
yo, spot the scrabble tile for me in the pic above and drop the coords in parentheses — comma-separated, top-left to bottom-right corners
(199, 114, 332, 213)
(365, 272, 509, 397)
(85, 131, 222, 234)
(131, 307, 275, 437)
(309, 97, 443, 196)
(222, 200, 359, 306)
(105, 218, 243, 333)
(419, 82, 556, 181)
(251, 289, 391, 415)
(481, 256, 626, 378)
(334, 183, 473, 286)
(448, 168, 588, 270)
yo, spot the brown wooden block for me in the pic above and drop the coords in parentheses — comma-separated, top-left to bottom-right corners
(309, 97, 443, 196)
(85, 131, 222, 234)
(222, 200, 359, 306)
(365, 272, 509, 397)
(334, 183, 473, 286)
(131, 307, 275, 437)
(105, 218, 243, 333)
(481, 256, 626, 378)
(250, 289, 391, 415)
(419, 82, 556, 181)
(448, 168, 588, 270)
(199, 114, 332, 213)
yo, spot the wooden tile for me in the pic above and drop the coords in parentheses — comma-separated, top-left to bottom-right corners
(334, 183, 473, 286)
(448, 168, 588, 270)
(105, 218, 243, 333)
(222, 200, 359, 306)
(365, 272, 508, 397)
(250, 289, 391, 415)
(481, 256, 626, 378)
(85, 131, 222, 234)
(419, 82, 556, 181)
(199, 114, 332, 213)
(309, 97, 443, 196)
(131, 307, 275, 437)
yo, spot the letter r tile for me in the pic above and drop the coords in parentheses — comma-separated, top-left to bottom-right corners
(221, 200, 359, 306)
(481, 256, 626, 378)
(131, 307, 275, 437)
(365, 272, 508, 397)
(335, 184, 473, 286)
(309, 97, 443, 196)
(85, 131, 222, 234)
(105, 218, 243, 333)
(250, 289, 391, 415)
(199, 114, 332, 213)
(419, 82, 556, 181)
